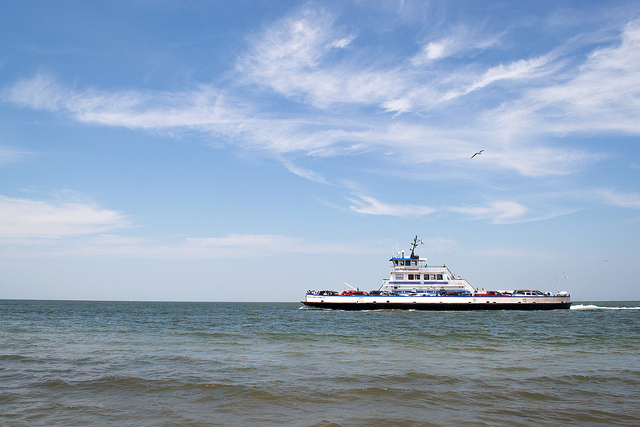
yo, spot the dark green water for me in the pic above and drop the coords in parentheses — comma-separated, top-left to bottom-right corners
(1, 300, 639, 426)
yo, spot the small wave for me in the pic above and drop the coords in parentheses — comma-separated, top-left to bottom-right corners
(0, 354, 48, 364)
(571, 304, 640, 310)
(0, 354, 30, 361)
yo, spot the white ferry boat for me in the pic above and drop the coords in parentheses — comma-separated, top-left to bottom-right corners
(303, 236, 571, 310)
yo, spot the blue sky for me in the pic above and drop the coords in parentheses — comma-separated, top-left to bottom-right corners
(1, 0, 639, 301)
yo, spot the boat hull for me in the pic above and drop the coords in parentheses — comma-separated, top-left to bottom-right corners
(302, 295, 571, 310)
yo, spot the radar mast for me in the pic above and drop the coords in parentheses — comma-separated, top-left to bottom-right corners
(409, 235, 421, 259)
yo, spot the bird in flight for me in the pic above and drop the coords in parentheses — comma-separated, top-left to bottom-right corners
(471, 150, 484, 159)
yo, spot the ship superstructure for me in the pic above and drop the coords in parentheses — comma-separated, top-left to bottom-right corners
(381, 237, 475, 296)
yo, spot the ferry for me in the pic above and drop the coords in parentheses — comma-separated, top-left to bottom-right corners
(302, 236, 571, 310)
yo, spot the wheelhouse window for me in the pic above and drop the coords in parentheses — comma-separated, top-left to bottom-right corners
(437, 274, 443, 280)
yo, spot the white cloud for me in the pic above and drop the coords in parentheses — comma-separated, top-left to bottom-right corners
(595, 188, 640, 209)
(237, 7, 407, 108)
(488, 145, 600, 177)
(0, 195, 129, 239)
(443, 53, 557, 101)
(347, 195, 435, 217)
(448, 201, 528, 224)
(280, 158, 328, 184)
(330, 35, 354, 48)
(3, 10, 639, 187)
(496, 18, 640, 135)
(0, 69, 600, 182)
(344, 194, 568, 225)
(413, 40, 449, 63)
(3, 75, 233, 129)
(3, 73, 64, 111)
(382, 97, 413, 114)
(411, 26, 502, 66)
(4, 69, 597, 178)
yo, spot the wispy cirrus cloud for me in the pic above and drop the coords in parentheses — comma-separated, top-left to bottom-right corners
(2, 72, 371, 159)
(0, 194, 129, 240)
(490, 18, 640, 136)
(4, 73, 66, 111)
(411, 25, 502, 66)
(346, 194, 572, 224)
(237, 7, 408, 108)
(594, 188, 640, 209)
(448, 201, 528, 224)
(0, 70, 600, 180)
(411, 39, 451, 64)
(347, 195, 436, 217)
(280, 157, 328, 184)
(4, 74, 234, 129)
(2, 6, 639, 186)
(442, 53, 558, 102)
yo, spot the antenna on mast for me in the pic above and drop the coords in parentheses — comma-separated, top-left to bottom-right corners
(410, 235, 420, 259)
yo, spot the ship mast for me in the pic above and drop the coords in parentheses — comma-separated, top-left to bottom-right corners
(409, 235, 420, 259)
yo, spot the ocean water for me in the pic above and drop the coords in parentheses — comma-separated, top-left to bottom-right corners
(1, 300, 639, 426)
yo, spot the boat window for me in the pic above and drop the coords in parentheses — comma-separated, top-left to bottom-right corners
(437, 274, 443, 280)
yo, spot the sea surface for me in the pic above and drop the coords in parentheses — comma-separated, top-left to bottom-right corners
(1, 300, 639, 426)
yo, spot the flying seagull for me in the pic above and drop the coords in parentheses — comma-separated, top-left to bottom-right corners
(471, 150, 484, 159)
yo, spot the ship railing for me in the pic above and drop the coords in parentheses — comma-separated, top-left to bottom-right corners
(392, 265, 452, 273)
(423, 265, 452, 273)
(450, 279, 476, 292)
